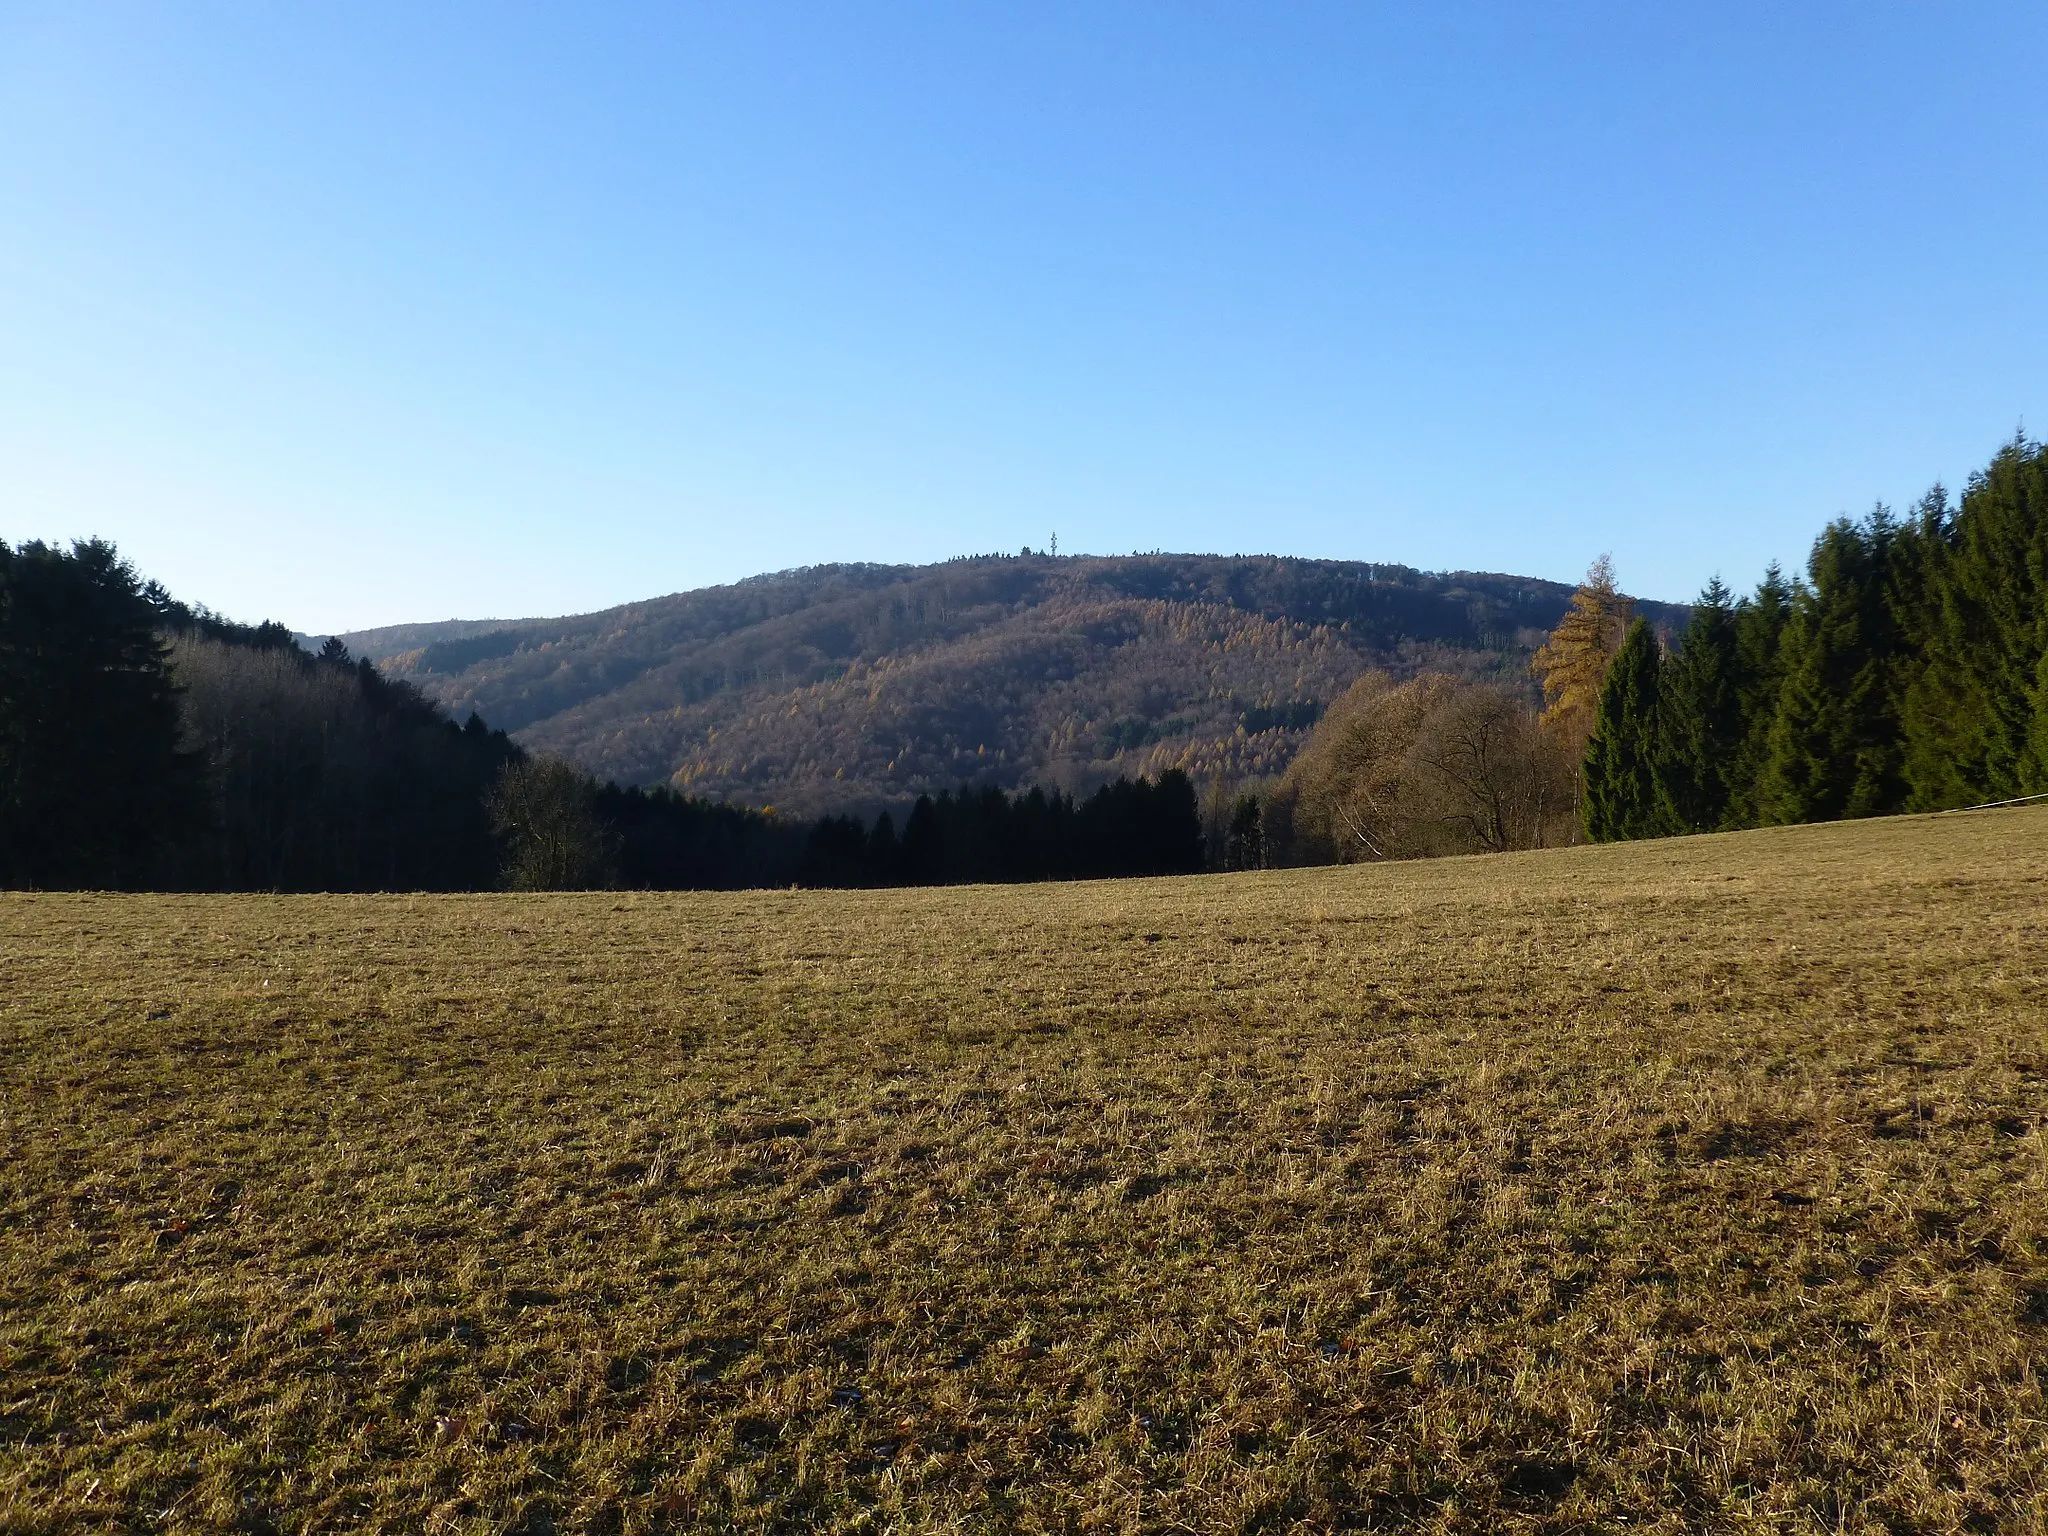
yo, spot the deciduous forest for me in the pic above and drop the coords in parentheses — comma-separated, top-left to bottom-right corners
(340, 555, 1689, 815)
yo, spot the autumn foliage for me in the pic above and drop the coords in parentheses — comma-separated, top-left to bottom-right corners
(1529, 554, 1634, 747)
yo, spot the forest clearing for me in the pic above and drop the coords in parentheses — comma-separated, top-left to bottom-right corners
(4, 808, 2046, 1533)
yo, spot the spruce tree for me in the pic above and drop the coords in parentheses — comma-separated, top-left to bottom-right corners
(1758, 513, 1909, 823)
(1723, 564, 1792, 827)
(1583, 617, 1663, 841)
(1656, 579, 1744, 832)
(1902, 438, 2047, 806)
(0, 539, 195, 887)
(1882, 486, 1951, 789)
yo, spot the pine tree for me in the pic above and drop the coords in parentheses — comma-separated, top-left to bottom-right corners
(2034, 645, 2048, 790)
(1902, 439, 2048, 806)
(1656, 578, 1743, 832)
(1583, 617, 1663, 841)
(1758, 513, 1909, 823)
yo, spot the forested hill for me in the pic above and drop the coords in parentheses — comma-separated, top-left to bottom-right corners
(340, 554, 1688, 816)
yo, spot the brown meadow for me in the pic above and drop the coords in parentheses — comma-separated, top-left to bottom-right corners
(3, 808, 2046, 1532)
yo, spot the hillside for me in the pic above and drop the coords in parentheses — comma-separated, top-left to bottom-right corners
(7, 808, 2044, 1529)
(342, 554, 1688, 814)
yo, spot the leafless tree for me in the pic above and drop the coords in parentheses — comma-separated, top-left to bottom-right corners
(1410, 684, 1572, 853)
(490, 755, 618, 890)
(1277, 672, 1575, 862)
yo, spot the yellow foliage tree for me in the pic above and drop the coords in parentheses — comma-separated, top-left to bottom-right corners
(1531, 555, 1634, 743)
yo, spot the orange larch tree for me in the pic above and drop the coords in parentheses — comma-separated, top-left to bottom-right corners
(1531, 554, 1634, 747)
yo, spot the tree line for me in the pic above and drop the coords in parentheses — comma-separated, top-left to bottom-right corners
(0, 537, 526, 890)
(1580, 435, 2048, 838)
(0, 540, 1203, 890)
(799, 774, 1203, 887)
(1198, 434, 2048, 863)
(8, 435, 2039, 888)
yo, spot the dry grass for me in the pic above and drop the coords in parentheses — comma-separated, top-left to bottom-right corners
(3, 809, 2047, 1533)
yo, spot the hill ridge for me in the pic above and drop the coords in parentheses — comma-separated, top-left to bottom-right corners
(342, 552, 1688, 814)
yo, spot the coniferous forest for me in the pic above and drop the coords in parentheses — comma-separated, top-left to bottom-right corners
(3, 435, 2044, 890)
(1259, 435, 2048, 866)
(0, 540, 1202, 890)
(798, 775, 1204, 888)
(1579, 435, 2048, 840)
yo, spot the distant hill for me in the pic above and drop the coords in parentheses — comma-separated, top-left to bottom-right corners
(340, 554, 1688, 816)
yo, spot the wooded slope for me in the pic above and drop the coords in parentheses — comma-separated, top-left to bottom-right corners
(343, 554, 1685, 813)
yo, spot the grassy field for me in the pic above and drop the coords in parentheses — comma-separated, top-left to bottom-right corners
(3, 809, 2047, 1534)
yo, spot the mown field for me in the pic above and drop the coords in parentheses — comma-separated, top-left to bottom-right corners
(3, 810, 2046, 1534)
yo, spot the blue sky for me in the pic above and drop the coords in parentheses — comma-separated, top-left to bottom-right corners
(3, 4, 2044, 634)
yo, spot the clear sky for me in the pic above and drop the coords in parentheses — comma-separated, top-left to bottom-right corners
(3, 4, 2044, 634)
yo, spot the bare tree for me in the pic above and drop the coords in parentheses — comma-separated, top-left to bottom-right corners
(1409, 684, 1574, 854)
(1278, 672, 1576, 862)
(489, 755, 617, 890)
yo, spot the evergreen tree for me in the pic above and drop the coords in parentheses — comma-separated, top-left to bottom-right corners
(899, 794, 943, 884)
(1656, 578, 1744, 832)
(1902, 439, 2048, 806)
(1583, 617, 1663, 841)
(1758, 513, 1910, 823)
(0, 539, 195, 887)
(1723, 564, 1793, 826)
(867, 810, 899, 876)
(1147, 769, 1205, 874)
(596, 780, 799, 890)
(1882, 487, 1951, 780)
